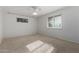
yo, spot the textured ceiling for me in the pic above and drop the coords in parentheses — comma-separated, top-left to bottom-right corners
(2, 6, 64, 17)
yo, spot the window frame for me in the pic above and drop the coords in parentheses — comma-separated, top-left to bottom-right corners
(47, 15, 62, 29)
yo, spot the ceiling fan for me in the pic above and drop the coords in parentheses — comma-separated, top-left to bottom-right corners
(31, 6, 41, 15)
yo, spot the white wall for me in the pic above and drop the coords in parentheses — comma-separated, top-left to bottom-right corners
(37, 7, 79, 43)
(3, 13, 37, 38)
(0, 8, 3, 43)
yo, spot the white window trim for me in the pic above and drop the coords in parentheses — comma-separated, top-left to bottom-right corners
(47, 15, 63, 29)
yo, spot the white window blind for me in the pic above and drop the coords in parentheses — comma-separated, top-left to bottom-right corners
(48, 15, 62, 29)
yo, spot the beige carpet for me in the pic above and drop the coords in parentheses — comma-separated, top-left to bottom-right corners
(0, 34, 79, 53)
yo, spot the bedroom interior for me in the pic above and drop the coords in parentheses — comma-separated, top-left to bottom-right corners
(0, 6, 79, 53)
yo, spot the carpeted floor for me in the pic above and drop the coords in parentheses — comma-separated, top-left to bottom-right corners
(0, 34, 79, 53)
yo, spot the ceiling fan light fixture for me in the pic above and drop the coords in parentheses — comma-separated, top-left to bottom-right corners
(33, 12, 38, 15)
(31, 6, 41, 16)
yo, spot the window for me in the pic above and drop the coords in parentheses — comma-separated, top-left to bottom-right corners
(17, 18, 28, 23)
(48, 15, 62, 29)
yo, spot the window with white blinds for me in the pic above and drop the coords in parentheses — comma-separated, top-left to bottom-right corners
(48, 15, 62, 29)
